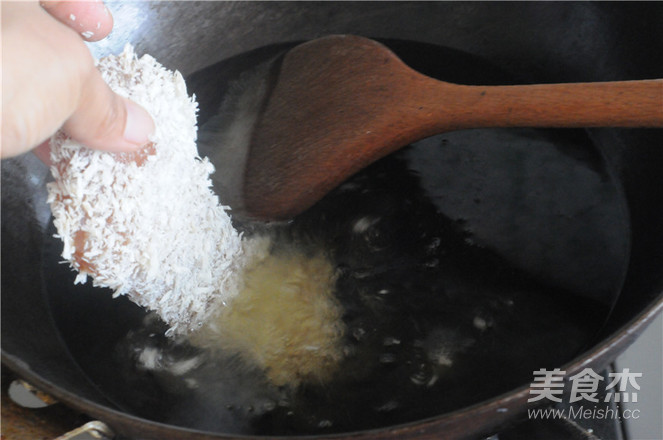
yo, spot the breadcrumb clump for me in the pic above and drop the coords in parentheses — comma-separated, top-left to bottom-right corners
(47, 45, 244, 335)
(191, 248, 345, 387)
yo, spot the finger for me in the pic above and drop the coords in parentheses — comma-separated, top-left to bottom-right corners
(40, 0, 113, 42)
(1, 2, 84, 156)
(1, 2, 153, 157)
(63, 66, 155, 152)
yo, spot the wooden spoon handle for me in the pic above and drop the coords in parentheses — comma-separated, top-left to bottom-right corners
(427, 79, 663, 131)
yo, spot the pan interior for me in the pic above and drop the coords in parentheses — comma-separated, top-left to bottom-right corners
(43, 39, 630, 436)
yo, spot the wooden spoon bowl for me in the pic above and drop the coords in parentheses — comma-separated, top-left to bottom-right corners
(240, 35, 662, 220)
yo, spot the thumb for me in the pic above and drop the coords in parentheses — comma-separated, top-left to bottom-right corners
(63, 69, 155, 152)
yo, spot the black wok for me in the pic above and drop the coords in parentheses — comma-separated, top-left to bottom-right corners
(2, 2, 662, 439)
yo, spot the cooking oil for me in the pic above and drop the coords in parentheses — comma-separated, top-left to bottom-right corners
(44, 39, 630, 436)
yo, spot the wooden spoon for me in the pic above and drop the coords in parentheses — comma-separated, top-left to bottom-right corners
(233, 35, 663, 220)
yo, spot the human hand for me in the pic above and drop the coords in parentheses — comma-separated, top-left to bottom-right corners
(1, 0, 155, 162)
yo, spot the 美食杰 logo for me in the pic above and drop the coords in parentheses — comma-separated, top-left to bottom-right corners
(527, 367, 642, 421)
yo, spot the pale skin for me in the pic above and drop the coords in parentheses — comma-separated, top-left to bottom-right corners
(1, 0, 155, 163)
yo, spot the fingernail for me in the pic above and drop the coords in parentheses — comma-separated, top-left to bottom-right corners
(123, 98, 155, 146)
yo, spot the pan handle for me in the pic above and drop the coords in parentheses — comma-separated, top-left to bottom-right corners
(55, 421, 115, 440)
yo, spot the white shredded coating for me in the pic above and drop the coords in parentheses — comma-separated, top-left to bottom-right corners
(47, 45, 244, 335)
